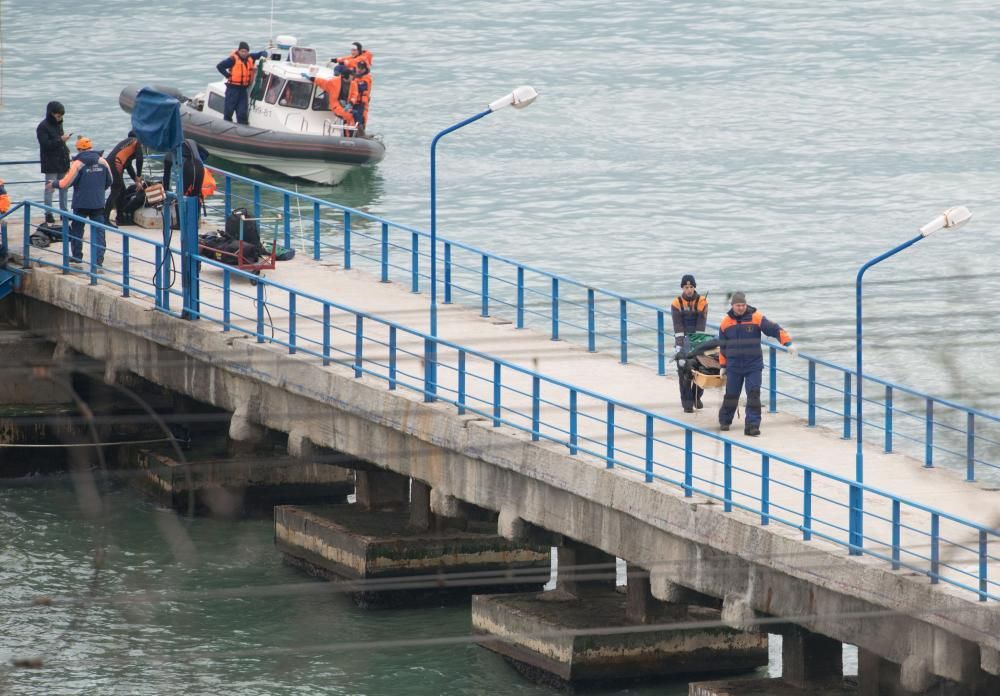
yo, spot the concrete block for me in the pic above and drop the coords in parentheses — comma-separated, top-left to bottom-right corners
(355, 468, 409, 511)
(900, 655, 932, 693)
(430, 488, 462, 518)
(981, 646, 1000, 676)
(275, 504, 550, 608)
(498, 506, 527, 541)
(286, 429, 314, 458)
(473, 590, 768, 686)
(228, 411, 264, 443)
(689, 677, 857, 695)
(722, 593, 757, 633)
(409, 479, 431, 531)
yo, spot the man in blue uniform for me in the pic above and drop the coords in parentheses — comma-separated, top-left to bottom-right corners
(671, 274, 708, 413)
(717, 292, 797, 436)
(47, 137, 113, 268)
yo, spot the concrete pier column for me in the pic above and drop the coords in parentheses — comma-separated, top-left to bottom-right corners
(557, 538, 616, 597)
(409, 479, 431, 531)
(781, 625, 843, 687)
(355, 468, 409, 511)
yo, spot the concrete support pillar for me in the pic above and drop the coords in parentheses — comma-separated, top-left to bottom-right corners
(859, 648, 940, 696)
(229, 410, 265, 444)
(409, 479, 431, 531)
(625, 564, 656, 624)
(557, 539, 615, 597)
(780, 624, 842, 687)
(355, 468, 409, 512)
(286, 429, 314, 459)
(650, 570, 721, 609)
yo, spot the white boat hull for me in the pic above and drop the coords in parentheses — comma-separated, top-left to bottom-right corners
(199, 144, 355, 185)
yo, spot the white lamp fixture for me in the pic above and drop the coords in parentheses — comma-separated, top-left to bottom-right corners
(488, 85, 539, 113)
(919, 206, 972, 237)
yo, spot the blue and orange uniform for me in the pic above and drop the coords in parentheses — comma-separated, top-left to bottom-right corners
(671, 274, 708, 411)
(51, 137, 112, 265)
(348, 61, 373, 131)
(104, 132, 144, 224)
(217, 43, 268, 124)
(717, 294, 793, 435)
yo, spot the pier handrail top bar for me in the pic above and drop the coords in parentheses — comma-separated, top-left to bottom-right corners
(179, 248, 997, 538)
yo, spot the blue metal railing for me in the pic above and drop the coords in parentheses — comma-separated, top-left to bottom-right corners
(191, 166, 1000, 483)
(6, 197, 1000, 605)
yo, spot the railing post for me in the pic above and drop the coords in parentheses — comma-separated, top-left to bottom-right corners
(60, 217, 70, 274)
(443, 242, 452, 304)
(423, 338, 436, 402)
(807, 360, 816, 426)
(551, 278, 559, 340)
(354, 315, 363, 377)
(885, 385, 893, 453)
(253, 184, 261, 221)
(569, 389, 577, 455)
(492, 362, 501, 427)
(657, 310, 666, 376)
(849, 484, 863, 556)
(283, 193, 291, 249)
(256, 280, 265, 342)
(21, 205, 30, 270)
(768, 346, 777, 413)
(891, 500, 901, 570)
(224, 175, 232, 217)
(619, 299, 628, 364)
(967, 413, 976, 482)
(684, 430, 693, 497)
(531, 375, 540, 441)
(388, 326, 397, 390)
(222, 270, 231, 331)
(802, 470, 812, 541)
(587, 289, 596, 352)
(481, 255, 489, 317)
(154, 247, 163, 309)
(723, 442, 732, 512)
(380, 222, 389, 281)
(516, 267, 525, 329)
(979, 531, 988, 601)
(925, 399, 934, 468)
(605, 402, 614, 467)
(760, 455, 769, 524)
(930, 513, 940, 584)
(457, 350, 466, 413)
(410, 232, 419, 292)
(343, 211, 352, 270)
(322, 305, 331, 366)
(312, 202, 321, 260)
(88, 223, 97, 285)
(843, 372, 852, 439)
(122, 236, 130, 298)
(288, 293, 297, 354)
(644, 414, 654, 483)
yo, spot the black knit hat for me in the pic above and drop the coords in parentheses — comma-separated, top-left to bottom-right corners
(680, 274, 696, 288)
(730, 291, 747, 305)
(238, 41, 250, 51)
(352, 41, 363, 52)
(47, 101, 65, 115)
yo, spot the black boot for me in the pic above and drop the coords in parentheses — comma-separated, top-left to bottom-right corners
(684, 406, 694, 413)
(719, 423, 730, 431)
(45, 213, 55, 225)
(695, 397, 704, 409)
(745, 424, 760, 436)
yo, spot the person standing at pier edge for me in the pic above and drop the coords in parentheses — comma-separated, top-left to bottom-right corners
(671, 274, 708, 413)
(36, 101, 70, 225)
(47, 137, 112, 268)
(717, 292, 797, 436)
(103, 130, 144, 226)
(216, 42, 268, 124)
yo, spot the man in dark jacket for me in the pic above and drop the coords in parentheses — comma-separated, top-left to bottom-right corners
(36, 101, 71, 224)
(103, 131, 144, 226)
(717, 292, 797, 436)
(47, 137, 113, 268)
(216, 41, 268, 124)
(671, 274, 709, 413)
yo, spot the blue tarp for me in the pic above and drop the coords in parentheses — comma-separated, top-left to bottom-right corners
(131, 87, 184, 152)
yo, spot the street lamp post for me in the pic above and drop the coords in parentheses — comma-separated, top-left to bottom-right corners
(851, 206, 972, 554)
(425, 85, 539, 401)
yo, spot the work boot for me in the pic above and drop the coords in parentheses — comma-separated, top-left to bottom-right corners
(719, 424, 730, 431)
(745, 424, 760, 437)
(684, 406, 694, 414)
(695, 397, 704, 409)
(45, 213, 56, 225)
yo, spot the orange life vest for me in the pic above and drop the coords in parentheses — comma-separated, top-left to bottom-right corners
(113, 138, 140, 174)
(336, 49, 373, 70)
(314, 75, 356, 127)
(228, 51, 256, 87)
(201, 169, 217, 198)
(0, 179, 9, 215)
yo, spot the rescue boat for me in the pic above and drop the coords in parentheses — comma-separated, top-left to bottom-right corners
(118, 36, 385, 186)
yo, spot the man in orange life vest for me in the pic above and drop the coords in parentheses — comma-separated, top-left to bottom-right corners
(302, 65, 356, 133)
(216, 41, 268, 124)
(349, 61, 373, 133)
(671, 274, 708, 413)
(717, 291, 797, 436)
(333, 41, 373, 71)
(103, 130, 144, 226)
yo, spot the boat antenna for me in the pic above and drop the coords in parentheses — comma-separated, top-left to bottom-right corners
(269, 0, 275, 44)
(0, 0, 6, 107)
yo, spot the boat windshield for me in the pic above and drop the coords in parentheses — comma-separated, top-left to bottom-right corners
(263, 75, 314, 109)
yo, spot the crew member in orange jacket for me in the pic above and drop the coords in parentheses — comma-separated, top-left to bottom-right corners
(671, 274, 708, 412)
(717, 291, 797, 436)
(348, 61, 373, 132)
(304, 65, 356, 133)
(333, 42, 373, 71)
(103, 130, 144, 225)
(216, 41, 268, 124)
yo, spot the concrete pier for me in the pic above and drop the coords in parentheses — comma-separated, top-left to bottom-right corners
(689, 677, 857, 695)
(473, 551, 768, 687)
(134, 449, 354, 517)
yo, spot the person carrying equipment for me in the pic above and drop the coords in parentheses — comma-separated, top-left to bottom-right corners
(216, 41, 268, 124)
(671, 274, 708, 413)
(717, 292, 797, 436)
(103, 130, 144, 226)
(47, 137, 112, 268)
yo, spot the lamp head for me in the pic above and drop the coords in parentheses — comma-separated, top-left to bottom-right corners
(919, 206, 972, 237)
(488, 85, 539, 113)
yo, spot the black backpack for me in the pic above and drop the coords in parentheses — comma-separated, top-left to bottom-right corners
(224, 207, 261, 251)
